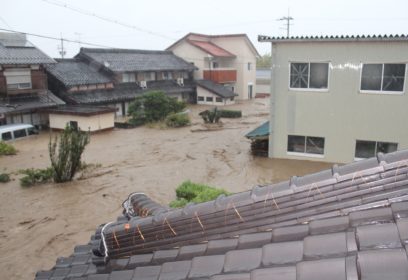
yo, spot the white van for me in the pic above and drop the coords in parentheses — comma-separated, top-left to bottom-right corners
(0, 124, 38, 141)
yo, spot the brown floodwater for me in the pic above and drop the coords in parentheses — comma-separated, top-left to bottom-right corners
(0, 99, 332, 279)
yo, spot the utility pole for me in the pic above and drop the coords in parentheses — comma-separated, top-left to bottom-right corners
(279, 10, 294, 38)
(58, 33, 66, 58)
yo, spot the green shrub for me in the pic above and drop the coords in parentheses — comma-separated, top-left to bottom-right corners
(219, 109, 242, 118)
(0, 141, 17, 156)
(0, 173, 10, 183)
(19, 167, 53, 187)
(165, 113, 190, 128)
(199, 107, 221, 124)
(170, 180, 230, 208)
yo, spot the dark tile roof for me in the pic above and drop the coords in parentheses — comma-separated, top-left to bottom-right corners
(196, 79, 237, 98)
(77, 48, 196, 72)
(44, 105, 117, 116)
(45, 59, 111, 87)
(0, 91, 65, 114)
(35, 149, 408, 280)
(258, 34, 408, 43)
(0, 33, 55, 65)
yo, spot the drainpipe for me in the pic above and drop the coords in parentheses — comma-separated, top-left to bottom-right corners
(269, 43, 277, 158)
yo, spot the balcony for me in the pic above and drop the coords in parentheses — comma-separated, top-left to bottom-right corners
(203, 68, 236, 84)
(0, 72, 48, 96)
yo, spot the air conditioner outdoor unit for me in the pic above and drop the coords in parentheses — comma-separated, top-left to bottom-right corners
(139, 80, 147, 89)
(177, 78, 184, 86)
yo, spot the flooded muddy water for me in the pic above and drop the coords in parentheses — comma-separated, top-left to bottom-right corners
(0, 99, 332, 279)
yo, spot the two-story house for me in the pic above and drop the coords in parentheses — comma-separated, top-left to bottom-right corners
(0, 32, 64, 126)
(167, 33, 259, 103)
(47, 48, 197, 118)
(258, 34, 408, 163)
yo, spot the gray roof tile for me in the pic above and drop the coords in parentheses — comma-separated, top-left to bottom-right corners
(303, 232, 347, 260)
(153, 249, 179, 264)
(79, 48, 195, 72)
(188, 255, 225, 278)
(346, 231, 358, 254)
(358, 249, 408, 280)
(237, 232, 272, 249)
(133, 266, 161, 280)
(128, 254, 153, 268)
(206, 239, 238, 255)
(349, 208, 393, 226)
(296, 258, 346, 280)
(392, 202, 408, 219)
(356, 223, 402, 250)
(211, 274, 250, 280)
(87, 275, 110, 280)
(345, 256, 358, 280)
(108, 258, 129, 270)
(396, 219, 408, 244)
(158, 261, 191, 280)
(309, 216, 349, 235)
(223, 248, 262, 273)
(177, 244, 207, 261)
(272, 225, 309, 242)
(0, 44, 55, 64)
(110, 270, 134, 280)
(262, 241, 303, 266)
(251, 267, 296, 280)
(67, 265, 88, 278)
(55, 257, 74, 268)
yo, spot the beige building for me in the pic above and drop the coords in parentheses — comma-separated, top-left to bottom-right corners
(259, 35, 408, 163)
(167, 33, 259, 101)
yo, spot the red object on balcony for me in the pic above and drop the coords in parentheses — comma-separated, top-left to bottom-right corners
(203, 69, 236, 83)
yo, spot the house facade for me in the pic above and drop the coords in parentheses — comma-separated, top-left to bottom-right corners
(0, 32, 64, 127)
(167, 33, 259, 101)
(259, 35, 408, 163)
(47, 48, 196, 118)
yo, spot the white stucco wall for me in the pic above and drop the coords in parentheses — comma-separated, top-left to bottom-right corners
(268, 40, 408, 163)
(49, 112, 115, 132)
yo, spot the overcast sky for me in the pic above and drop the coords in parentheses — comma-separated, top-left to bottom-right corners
(1, 0, 407, 58)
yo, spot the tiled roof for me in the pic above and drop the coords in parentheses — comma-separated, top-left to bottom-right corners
(77, 48, 196, 72)
(0, 91, 65, 114)
(196, 79, 237, 98)
(187, 40, 235, 57)
(44, 105, 117, 116)
(59, 81, 194, 105)
(258, 34, 408, 43)
(35, 149, 408, 280)
(46, 59, 111, 87)
(245, 121, 269, 139)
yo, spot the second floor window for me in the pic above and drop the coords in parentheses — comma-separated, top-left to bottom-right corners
(122, 73, 135, 83)
(290, 62, 329, 90)
(360, 63, 406, 93)
(4, 68, 32, 90)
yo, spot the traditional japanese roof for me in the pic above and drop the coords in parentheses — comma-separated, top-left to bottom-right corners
(245, 121, 269, 140)
(187, 40, 235, 58)
(77, 48, 196, 73)
(35, 149, 408, 280)
(46, 59, 111, 87)
(0, 32, 55, 65)
(0, 91, 64, 114)
(196, 79, 237, 98)
(44, 105, 117, 116)
(258, 34, 408, 43)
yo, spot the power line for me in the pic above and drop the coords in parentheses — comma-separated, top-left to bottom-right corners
(0, 27, 115, 48)
(41, 0, 176, 41)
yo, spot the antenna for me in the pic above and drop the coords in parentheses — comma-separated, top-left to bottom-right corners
(57, 33, 66, 58)
(278, 9, 294, 38)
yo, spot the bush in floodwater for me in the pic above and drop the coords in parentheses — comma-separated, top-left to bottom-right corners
(165, 113, 190, 128)
(199, 107, 221, 124)
(219, 109, 242, 118)
(170, 180, 230, 208)
(0, 141, 17, 156)
(19, 167, 53, 187)
(0, 173, 10, 183)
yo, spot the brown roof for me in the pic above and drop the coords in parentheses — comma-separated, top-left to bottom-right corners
(187, 40, 235, 58)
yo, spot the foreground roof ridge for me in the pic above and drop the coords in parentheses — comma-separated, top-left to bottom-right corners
(258, 34, 408, 42)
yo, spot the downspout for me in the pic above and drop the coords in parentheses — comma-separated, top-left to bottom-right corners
(269, 43, 277, 158)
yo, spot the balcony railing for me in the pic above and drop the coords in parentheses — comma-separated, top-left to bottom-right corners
(203, 68, 237, 83)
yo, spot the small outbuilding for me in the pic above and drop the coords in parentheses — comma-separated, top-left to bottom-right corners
(195, 79, 237, 105)
(245, 121, 269, 156)
(45, 105, 116, 132)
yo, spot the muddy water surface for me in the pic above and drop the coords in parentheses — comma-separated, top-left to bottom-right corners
(0, 99, 332, 279)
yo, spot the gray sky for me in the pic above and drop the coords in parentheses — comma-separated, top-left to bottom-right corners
(1, 0, 407, 58)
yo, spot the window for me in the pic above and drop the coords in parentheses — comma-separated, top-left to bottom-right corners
(122, 73, 135, 83)
(216, 97, 222, 103)
(248, 62, 251, 71)
(144, 72, 156, 81)
(197, 96, 204, 102)
(13, 129, 27, 139)
(212, 62, 219, 69)
(361, 63, 406, 92)
(206, 97, 213, 102)
(355, 140, 398, 159)
(290, 63, 329, 89)
(4, 68, 32, 90)
(1, 132, 12, 141)
(162, 72, 173, 80)
(287, 135, 325, 155)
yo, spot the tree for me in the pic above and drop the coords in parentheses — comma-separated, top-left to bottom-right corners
(256, 53, 272, 69)
(49, 125, 90, 183)
(128, 91, 186, 125)
(199, 107, 221, 124)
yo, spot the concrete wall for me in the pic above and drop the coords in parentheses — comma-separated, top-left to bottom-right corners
(196, 86, 235, 106)
(269, 40, 408, 163)
(169, 40, 206, 80)
(49, 112, 114, 132)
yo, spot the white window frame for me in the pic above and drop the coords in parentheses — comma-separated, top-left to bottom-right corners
(359, 63, 406, 95)
(122, 73, 136, 83)
(286, 135, 325, 158)
(354, 140, 398, 161)
(288, 62, 330, 92)
(4, 68, 32, 90)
